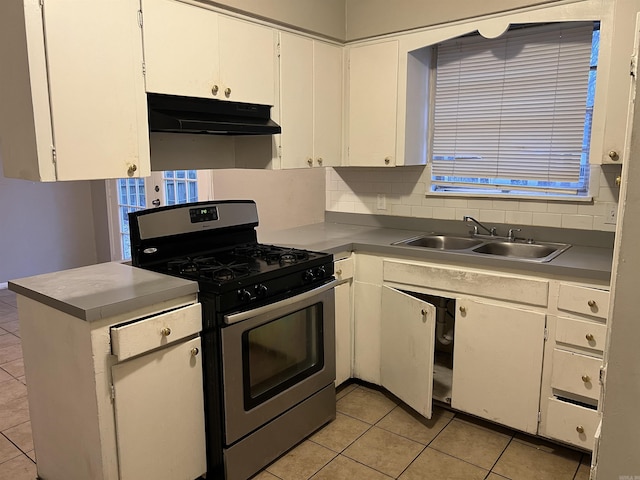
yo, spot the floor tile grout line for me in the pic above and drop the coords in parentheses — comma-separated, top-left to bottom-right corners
(0, 430, 34, 465)
(486, 434, 516, 476)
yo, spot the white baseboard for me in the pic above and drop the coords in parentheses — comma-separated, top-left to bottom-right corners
(0, 282, 8, 290)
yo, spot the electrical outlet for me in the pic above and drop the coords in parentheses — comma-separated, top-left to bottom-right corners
(377, 194, 386, 210)
(605, 207, 617, 225)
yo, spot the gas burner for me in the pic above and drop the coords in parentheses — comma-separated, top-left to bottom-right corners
(265, 248, 310, 266)
(167, 255, 259, 281)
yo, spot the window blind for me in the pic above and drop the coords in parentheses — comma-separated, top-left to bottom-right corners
(431, 23, 593, 193)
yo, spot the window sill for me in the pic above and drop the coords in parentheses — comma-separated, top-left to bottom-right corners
(426, 191, 594, 203)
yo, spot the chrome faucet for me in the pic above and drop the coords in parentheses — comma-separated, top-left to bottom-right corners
(463, 216, 497, 236)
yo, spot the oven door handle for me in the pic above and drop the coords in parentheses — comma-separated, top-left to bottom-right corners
(223, 279, 340, 325)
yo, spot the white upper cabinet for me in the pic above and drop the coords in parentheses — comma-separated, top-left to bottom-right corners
(0, 0, 150, 181)
(279, 32, 343, 168)
(347, 41, 399, 166)
(141, 0, 277, 106)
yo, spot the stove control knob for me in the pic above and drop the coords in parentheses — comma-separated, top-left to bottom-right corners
(238, 289, 252, 302)
(303, 269, 316, 283)
(314, 266, 326, 278)
(255, 284, 268, 297)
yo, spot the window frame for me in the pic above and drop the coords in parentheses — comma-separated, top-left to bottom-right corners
(427, 22, 599, 200)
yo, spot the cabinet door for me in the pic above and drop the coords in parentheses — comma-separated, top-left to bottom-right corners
(335, 281, 352, 386)
(42, 0, 149, 180)
(112, 337, 206, 480)
(141, 0, 219, 99)
(380, 286, 435, 419)
(348, 41, 398, 166)
(279, 32, 314, 168)
(313, 41, 343, 167)
(452, 298, 546, 433)
(218, 16, 276, 105)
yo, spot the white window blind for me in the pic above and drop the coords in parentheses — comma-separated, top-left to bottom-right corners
(431, 23, 594, 195)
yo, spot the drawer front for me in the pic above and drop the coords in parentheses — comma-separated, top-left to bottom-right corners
(335, 256, 354, 281)
(557, 284, 609, 319)
(383, 260, 549, 306)
(555, 316, 607, 354)
(111, 303, 201, 360)
(545, 397, 599, 450)
(551, 349, 602, 401)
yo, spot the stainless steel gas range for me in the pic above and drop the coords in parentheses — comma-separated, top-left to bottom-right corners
(128, 200, 337, 480)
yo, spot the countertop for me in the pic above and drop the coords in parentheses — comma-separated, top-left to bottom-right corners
(8, 261, 198, 321)
(259, 220, 613, 283)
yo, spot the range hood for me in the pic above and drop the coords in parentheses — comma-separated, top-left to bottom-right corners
(147, 93, 281, 135)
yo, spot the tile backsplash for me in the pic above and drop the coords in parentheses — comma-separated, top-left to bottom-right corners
(326, 164, 620, 232)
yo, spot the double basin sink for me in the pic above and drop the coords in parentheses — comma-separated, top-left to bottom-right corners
(393, 234, 571, 263)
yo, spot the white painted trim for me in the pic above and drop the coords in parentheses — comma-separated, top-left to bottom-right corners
(0, 282, 8, 290)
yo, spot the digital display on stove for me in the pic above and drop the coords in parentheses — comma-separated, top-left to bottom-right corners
(190, 206, 218, 223)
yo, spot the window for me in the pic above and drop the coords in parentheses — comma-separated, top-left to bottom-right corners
(430, 22, 599, 198)
(108, 170, 213, 260)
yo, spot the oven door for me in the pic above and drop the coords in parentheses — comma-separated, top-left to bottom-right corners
(221, 280, 337, 445)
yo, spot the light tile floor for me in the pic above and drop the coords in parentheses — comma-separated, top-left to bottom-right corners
(0, 288, 592, 480)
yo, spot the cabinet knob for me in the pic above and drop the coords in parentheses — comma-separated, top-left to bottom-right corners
(581, 374, 591, 383)
(587, 300, 597, 308)
(459, 306, 467, 314)
(225, 87, 231, 98)
(190, 347, 199, 357)
(307, 158, 313, 166)
(336, 269, 342, 276)
(211, 84, 219, 95)
(161, 327, 171, 337)
(608, 150, 619, 161)
(384, 157, 391, 165)
(317, 157, 323, 165)
(585, 333, 595, 342)
(127, 164, 137, 177)
(576, 425, 585, 434)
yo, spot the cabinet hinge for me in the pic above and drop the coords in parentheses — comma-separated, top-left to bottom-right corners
(110, 384, 115, 400)
(599, 365, 606, 385)
(276, 42, 281, 58)
(631, 54, 638, 78)
(39, 0, 44, 7)
(543, 327, 548, 341)
(137, 9, 143, 28)
(537, 411, 541, 423)
(278, 144, 282, 158)
(51, 146, 57, 165)
(142, 62, 146, 77)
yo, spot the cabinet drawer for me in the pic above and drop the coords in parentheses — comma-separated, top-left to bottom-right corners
(545, 397, 599, 450)
(383, 260, 548, 306)
(111, 303, 201, 360)
(551, 349, 602, 401)
(555, 316, 606, 354)
(335, 256, 354, 281)
(557, 284, 609, 319)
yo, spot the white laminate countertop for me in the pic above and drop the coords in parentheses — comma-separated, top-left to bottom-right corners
(8, 261, 198, 321)
(259, 221, 613, 283)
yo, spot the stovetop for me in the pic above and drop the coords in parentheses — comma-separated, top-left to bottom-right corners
(160, 243, 330, 288)
(128, 201, 334, 314)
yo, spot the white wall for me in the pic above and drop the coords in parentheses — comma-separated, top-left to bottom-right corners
(345, 0, 564, 40)
(202, 0, 346, 40)
(211, 168, 326, 234)
(326, 165, 620, 232)
(0, 154, 98, 283)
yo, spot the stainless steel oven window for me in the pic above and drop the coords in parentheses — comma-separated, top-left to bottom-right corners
(243, 303, 324, 409)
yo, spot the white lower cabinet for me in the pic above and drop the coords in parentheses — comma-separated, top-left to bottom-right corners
(334, 255, 355, 386)
(539, 282, 609, 451)
(112, 336, 206, 480)
(17, 291, 204, 480)
(451, 298, 546, 434)
(380, 286, 436, 418)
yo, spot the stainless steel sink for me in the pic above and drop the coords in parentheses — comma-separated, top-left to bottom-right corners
(392, 234, 571, 263)
(394, 235, 484, 250)
(471, 241, 571, 261)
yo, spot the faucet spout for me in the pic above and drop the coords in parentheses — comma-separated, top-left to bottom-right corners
(463, 216, 497, 236)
